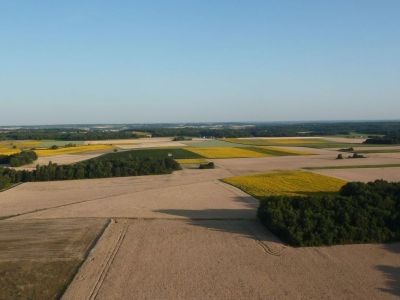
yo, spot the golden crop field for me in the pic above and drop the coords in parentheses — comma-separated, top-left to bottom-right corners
(175, 158, 208, 164)
(224, 138, 330, 146)
(0, 148, 21, 155)
(34, 144, 114, 157)
(223, 171, 346, 197)
(186, 147, 268, 158)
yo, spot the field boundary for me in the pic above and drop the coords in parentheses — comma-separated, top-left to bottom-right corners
(57, 218, 111, 300)
(304, 164, 400, 170)
(87, 219, 129, 300)
(0, 182, 24, 194)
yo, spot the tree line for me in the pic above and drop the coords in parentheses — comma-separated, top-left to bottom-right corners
(257, 180, 400, 246)
(0, 129, 139, 141)
(363, 133, 400, 144)
(2, 121, 400, 140)
(0, 151, 181, 190)
(131, 121, 400, 138)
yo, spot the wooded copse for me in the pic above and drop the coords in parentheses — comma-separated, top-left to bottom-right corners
(257, 180, 400, 247)
(0, 150, 38, 167)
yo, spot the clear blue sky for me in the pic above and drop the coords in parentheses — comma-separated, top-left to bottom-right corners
(1, 0, 399, 125)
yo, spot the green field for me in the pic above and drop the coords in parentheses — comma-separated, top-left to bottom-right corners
(223, 138, 366, 149)
(38, 140, 85, 147)
(100, 148, 203, 160)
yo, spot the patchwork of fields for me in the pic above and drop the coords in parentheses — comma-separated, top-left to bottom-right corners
(1, 136, 400, 299)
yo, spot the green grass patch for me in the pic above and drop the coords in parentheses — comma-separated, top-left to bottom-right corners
(101, 148, 204, 160)
(38, 140, 85, 148)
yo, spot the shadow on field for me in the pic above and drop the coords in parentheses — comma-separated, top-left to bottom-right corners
(156, 209, 282, 245)
(375, 243, 400, 297)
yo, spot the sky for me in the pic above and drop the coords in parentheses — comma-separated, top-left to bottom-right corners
(1, 0, 399, 125)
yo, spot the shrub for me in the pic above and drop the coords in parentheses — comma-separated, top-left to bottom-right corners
(0, 150, 38, 167)
(199, 162, 215, 169)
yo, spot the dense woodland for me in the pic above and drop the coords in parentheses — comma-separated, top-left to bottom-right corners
(258, 180, 400, 246)
(0, 129, 138, 141)
(0, 150, 180, 190)
(1, 121, 400, 140)
(134, 121, 400, 138)
(364, 133, 400, 144)
(0, 151, 38, 167)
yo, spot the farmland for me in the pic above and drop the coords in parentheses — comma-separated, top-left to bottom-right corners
(224, 137, 369, 148)
(34, 144, 114, 156)
(0, 134, 400, 299)
(0, 218, 107, 299)
(222, 171, 346, 197)
(186, 147, 268, 158)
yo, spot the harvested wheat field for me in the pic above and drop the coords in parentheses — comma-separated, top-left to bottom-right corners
(312, 167, 400, 182)
(14, 153, 105, 171)
(0, 218, 107, 299)
(63, 219, 400, 300)
(0, 169, 237, 219)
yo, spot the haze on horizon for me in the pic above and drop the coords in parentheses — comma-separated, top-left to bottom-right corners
(1, 0, 399, 126)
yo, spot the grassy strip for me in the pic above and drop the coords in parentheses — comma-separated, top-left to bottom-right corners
(304, 164, 400, 170)
(353, 149, 400, 154)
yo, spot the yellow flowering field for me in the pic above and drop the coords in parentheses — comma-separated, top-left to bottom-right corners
(224, 138, 329, 146)
(223, 171, 346, 197)
(34, 144, 114, 156)
(186, 147, 268, 158)
(175, 158, 208, 164)
(0, 148, 21, 155)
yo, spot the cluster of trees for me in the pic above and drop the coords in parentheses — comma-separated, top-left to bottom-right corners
(131, 121, 400, 138)
(257, 180, 400, 246)
(2, 122, 400, 140)
(0, 151, 181, 186)
(0, 150, 38, 167)
(364, 133, 400, 144)
(0, 129, 138, 141)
